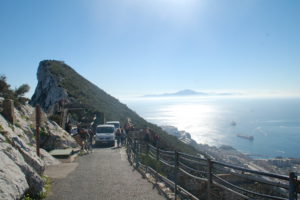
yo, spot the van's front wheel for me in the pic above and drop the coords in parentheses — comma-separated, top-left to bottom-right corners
(111, 141, 115, 147)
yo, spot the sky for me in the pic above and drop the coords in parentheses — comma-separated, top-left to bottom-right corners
(0, 0, 299, 98)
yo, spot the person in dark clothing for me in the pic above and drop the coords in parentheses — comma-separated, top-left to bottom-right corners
(153, 133, 160, 147)
(66, 122, 72, 134)
(88, 128, 94, 150)
(120, 128, 126, 146)
(143, 128, 150, 144)
(115, 128, 122, 147)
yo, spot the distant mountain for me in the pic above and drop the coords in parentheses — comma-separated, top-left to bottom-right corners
(144, 89, 239, 97)
(30, 60, 198, 154)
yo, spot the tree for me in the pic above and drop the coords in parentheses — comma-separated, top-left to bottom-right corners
(0, 75, 9, 94)
(0, 75, 14, 99)
(0, 75, 30, 107)
(15, 84, 30, 97)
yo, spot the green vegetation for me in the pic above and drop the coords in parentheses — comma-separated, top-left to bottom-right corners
(0, 75, 30, 108)
(8, 123, 14, 131)
(21, 114, 30, 120)
(21, 176, 51, 200)
(15, 123, 22, 128)
(140, 154, 165, 175)
(41, 60, 198, 154)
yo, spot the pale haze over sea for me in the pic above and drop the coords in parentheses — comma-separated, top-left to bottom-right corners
(124, 96, 300, 159)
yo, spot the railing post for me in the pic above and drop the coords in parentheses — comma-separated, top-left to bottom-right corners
(174, 151, 179, 200)
(207, 158, 213, 200)
(289, 172, 298, 200)
(134, 139, 138, 167)
(137, 143, 140, 168)
(146, 143, 149, 156)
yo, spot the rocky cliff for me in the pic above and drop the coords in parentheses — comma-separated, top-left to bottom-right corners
(0, 99, 78, 200)
(30, 60, 69, 114)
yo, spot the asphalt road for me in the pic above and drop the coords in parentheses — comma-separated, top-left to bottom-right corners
(45, 146, 165, 200)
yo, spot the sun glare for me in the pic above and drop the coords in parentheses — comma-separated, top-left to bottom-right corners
(158, 103, 220, 145)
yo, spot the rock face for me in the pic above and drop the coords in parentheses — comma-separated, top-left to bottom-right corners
(40, 120, 79, 151)
(30, 60, 69, 114)
(0, 150, 29, 200)
(0, 102, 77, 199)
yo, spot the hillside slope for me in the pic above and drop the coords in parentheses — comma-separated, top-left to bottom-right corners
(30, 60, 198, 154)
(0, 100, 78, 199)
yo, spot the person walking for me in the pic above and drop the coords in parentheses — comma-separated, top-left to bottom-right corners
(120, 128, 126, 146)
(143, 128, 150, 144)
(115, 128, 121, 147)
(88, 128, 94, 152)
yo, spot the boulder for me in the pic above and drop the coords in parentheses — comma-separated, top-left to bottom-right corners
(40, 148, 60, 166)
(0, 151, 29, 200)
(0, 142, 44, 195)
(0, 115, 45, 175)
(40, 120, 79, 151)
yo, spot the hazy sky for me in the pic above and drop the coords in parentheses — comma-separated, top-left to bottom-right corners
(0, 0, 299, 98)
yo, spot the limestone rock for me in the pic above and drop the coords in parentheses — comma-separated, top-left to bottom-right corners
(0, 102, 72, 198)
(0, 151, 29, 200)
(40, 148, 60, 166)
(0, 142, 44, 195)
(41, 120, 79, 151)
(30, 60, 69, 114)
(0, 114, 45, 174)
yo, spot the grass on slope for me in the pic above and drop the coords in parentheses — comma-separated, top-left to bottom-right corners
(43, 60, 198, 154)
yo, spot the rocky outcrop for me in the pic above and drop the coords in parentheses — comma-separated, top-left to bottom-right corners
(40, 120, 79, 151)
(0, 141, 44, 196)
(0, 150, 29, 200)
(30, 60, 69, 114)
(0, 102, 78, 199)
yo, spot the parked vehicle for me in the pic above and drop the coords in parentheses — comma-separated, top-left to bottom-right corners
(95, 124, 115, 146)
(106, 121, 120, 131)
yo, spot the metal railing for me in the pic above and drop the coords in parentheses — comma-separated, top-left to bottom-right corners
(126, 136, 299, 200)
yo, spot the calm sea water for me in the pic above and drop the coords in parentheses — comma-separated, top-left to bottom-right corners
(123, 96, 300, 159)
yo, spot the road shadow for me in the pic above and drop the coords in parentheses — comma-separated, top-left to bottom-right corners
(92, 144, 114, 149)
(111, 146, 126, 150)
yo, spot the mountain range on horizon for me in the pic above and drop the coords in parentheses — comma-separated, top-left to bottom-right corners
(143, 89, 241, 97)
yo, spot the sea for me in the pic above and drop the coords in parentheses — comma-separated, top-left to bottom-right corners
(123, 96, 300, 159)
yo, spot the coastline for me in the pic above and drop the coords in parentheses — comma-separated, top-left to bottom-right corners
(161, 125, 300, 176)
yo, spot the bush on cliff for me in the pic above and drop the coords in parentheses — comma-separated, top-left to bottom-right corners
(0, 75, 30, 107)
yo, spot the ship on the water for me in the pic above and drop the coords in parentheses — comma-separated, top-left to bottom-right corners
(237, 134, 254, 140)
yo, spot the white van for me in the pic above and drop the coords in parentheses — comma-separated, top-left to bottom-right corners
(106, 121, 120, 131)
(95, 124, 115, 146)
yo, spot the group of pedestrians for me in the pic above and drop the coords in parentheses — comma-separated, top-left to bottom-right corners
(141, 127, 160, 147)
(115, 128, 127, 147)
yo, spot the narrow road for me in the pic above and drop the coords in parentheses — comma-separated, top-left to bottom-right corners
(45, 146, 165, 200)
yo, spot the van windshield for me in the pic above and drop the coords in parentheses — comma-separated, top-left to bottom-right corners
(107, 123, 120, 128)
(96, 127, 114, 133)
